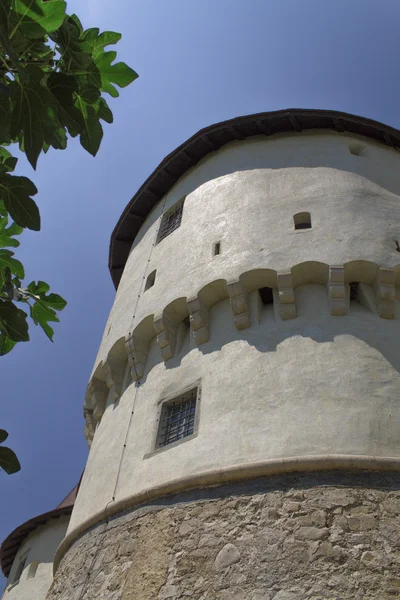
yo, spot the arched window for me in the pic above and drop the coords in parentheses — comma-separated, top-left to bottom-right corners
(293, 212, 312, 230)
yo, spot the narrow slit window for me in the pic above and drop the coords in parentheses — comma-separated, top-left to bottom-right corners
(157, 387, 198, 448)
(348, 143, 366, 157)
(259, 287, 274, 305)
(145, 270, 156, 291)
(27, 562, 39, 580)
(157, 198, 185, 243)
(12, 553, 28, 584)
(349, 281, 359, 301)
(294, 212, 312, 230)
(213, 241, 221, 256)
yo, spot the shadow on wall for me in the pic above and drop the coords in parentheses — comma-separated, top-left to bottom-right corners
(88, 260, 400, 435)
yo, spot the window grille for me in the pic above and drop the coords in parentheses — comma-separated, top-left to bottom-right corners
(157, 199, 184, 243)
(157, 388, 197, 448)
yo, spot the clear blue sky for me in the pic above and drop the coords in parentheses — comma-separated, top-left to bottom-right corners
(1, 0, 400, 588)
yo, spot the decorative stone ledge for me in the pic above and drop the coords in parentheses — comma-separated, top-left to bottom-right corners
(154, 312, 177, 361)
(85, 379, 108, 426)
(84, 260, 400, 440)
(227, 280, 250, 330)
(125, 332, 148, 382)
(328, 265, 347, 316)
(187, 296, 209, 345)
(277, 271, 296, 320)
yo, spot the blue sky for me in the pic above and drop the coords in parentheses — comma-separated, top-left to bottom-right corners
(2, 0, 400, 588)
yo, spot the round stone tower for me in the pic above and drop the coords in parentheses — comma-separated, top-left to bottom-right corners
(49, 109, 400, 600)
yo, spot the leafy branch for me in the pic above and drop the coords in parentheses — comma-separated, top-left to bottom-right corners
(0, 0, 138, 473)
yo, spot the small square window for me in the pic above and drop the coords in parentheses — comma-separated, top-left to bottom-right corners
(157, 198, 185, 243)
(156, 387, 198, 448)
(294, 212, 311, 230)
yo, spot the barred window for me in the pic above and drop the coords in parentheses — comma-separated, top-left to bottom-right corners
(157, 387, 198, 448)
(157, 198, 185, 243)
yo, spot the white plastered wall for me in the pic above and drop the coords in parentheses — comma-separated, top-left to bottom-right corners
(3, 516, 69, 600)
(69, 131, 400, 537)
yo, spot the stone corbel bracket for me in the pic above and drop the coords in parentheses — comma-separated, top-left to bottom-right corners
(227, 280, 250, 330)
(375, 267, 396, 319)
(102, 359, 125, 404)
(154, 313, 177, 361)
(125, 333, 148, 382)
(86, 378, 109, 428)
(83, 407, 96, 447)
(328, 265, 348, 316)
(277, 272, 296, 320)
(187, 296, 209, 345)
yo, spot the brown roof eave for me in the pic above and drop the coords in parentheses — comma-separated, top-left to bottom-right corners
(109, 108, 400, 289)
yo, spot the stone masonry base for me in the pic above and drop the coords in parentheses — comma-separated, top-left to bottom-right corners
(47, 471, 400, 600)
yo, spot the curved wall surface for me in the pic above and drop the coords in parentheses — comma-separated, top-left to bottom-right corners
(69, 129, 400, 545)
(2, 517, 69, 600)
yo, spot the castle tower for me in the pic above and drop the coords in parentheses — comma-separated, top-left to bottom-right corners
(48, 109, 400, 599)
(0, 486, 76, 599)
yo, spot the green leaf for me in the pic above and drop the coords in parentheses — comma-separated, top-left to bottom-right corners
(30, 299, 58, 340)
(47, 72, 83, 137)
(81, 28, 121, 58)
(0, 430, 8, 443)
(27, 280, 50, 294)
(94, 51, 138, 98)
(0, 148, 18, 174)
(0, 445, 21, 474)
(75, 101, 103, 156)
(0, 215, 23, 248)
(0, 174, 40, 230)
(0, 300, 29, 341)
(0, 91, 12, 142)
(50, 17, 90, 70)
(41, 292, 66, 310)
(76, 84, 100, 105)
(13, 0, 67, 34)
(93, 97, 113, 124)
(69, 13, 83, 33)
(0, 333, 17, 355)
(9, 67, 57, 168)
(0, 249, 24, 278)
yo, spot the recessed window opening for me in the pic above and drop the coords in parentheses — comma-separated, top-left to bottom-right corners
(259, 287, 274, 305)
(157, 387, 198, 448)
(157, 197, 185, 243)
(349, 281, 359, 301)
(348, 143, 366, 157)
(294, 212, 312, 230)
(145, 269, 156, 291)
(27, 562, 39, 580)
(13, 553, 28, 584)
(213, 241, 221, 256)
